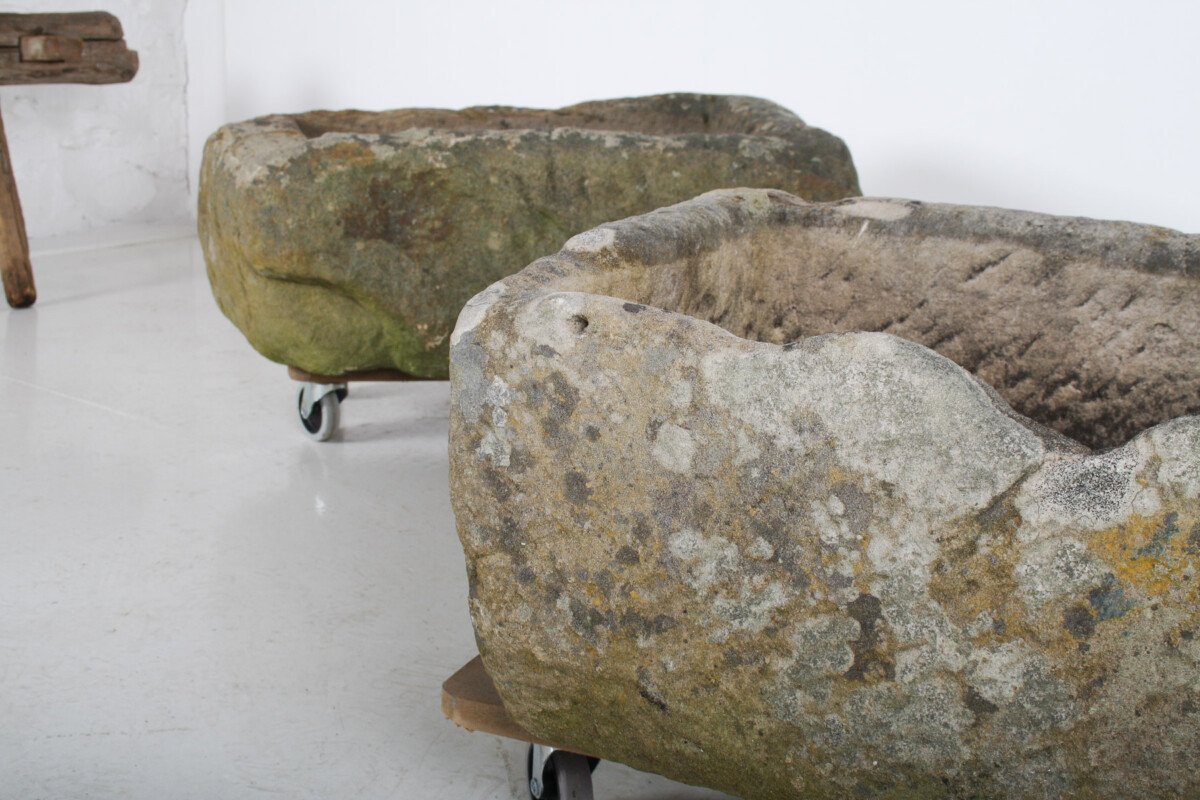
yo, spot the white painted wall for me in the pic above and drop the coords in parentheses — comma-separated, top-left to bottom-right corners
(11, 0, 1200, 240)
(3, 0, 190, 240)
(214, 0, 1200, 233)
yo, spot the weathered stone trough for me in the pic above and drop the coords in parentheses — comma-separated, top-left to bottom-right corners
(449, 189, 1200, 799)
(197, 95, 858, 379)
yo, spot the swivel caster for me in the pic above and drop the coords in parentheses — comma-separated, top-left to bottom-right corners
(297, 382, 348, 441)
(527, 743, 598, 800)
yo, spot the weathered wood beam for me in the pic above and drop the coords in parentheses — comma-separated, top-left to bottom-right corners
(0, 12, 123, 47)
(0, 39, 137, 85)
(0, 103, 34, 308)
(20, 34, 85, 63)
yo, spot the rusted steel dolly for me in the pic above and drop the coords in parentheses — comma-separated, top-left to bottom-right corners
(443, 655, 601, 800)
(0, 11, 138, 308)
(288, 366, 442, 441)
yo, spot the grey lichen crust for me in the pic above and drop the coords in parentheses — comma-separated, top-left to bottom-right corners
(197, 94, 859, 378)
(448, 189, 1200, 799)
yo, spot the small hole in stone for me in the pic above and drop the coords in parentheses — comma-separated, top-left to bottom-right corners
(571, 314, 589, 334)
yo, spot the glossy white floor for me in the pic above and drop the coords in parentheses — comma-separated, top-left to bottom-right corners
(0, 233, 736, 800)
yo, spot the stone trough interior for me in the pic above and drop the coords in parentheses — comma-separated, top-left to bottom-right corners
(565, 195, 1200, 452)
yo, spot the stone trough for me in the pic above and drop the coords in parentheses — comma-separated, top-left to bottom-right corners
(197, 94, 858, 379)
(449, 188, 1200, 800)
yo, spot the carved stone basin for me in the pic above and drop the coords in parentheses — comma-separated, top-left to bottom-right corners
(448, 189, 1200, 799)
(197, 94, 859, 378)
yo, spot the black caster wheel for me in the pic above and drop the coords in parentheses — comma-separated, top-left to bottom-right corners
(527, 743, 598, 800)
(297, 385, 341, 441)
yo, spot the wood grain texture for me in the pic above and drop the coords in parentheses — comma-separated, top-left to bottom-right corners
(19, 34, 84, 63)
(0, 39, 136, 85)
(0, 12, 123, 47)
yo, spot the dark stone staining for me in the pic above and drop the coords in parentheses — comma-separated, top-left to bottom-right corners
(1186, 245, 1200, 276)
(547, 370, 579, 416)
(992, 618, 1008, 635)
(465, 561, 480, 600)
(482, 467, 512, 502)
(620, 609, 677, 636)
(585, 425, 601, 442)
(594, 570, 613, 595)
(622, 302, 646, 313)
(1089, 573, 1133, 622)
(1134, 512, 1180, 560)
(564, 470, 591, 504)
(491, 517, 525, 561)
(965, 686, 1000, 717)
(844, 593, 895, 683)
(340, 172, 453, 252)
(1063, 605, 1096, 639)
(1078, 673, 1107, 702)
(1184, 523, 1200, 556)
(568, 597, 613, 644)
(483, 517, 530, 575)
(833, 482, 873, 534)
(751, 517, 811, 592)
(826, 571, 854, 591)
(532, 343, 559, 358)
(614, 545, 641, 566)
(516, 566, 537, 585)
(1143, 242, 1178, 275)
(527, 370, 580, 440)
(723, 648, 765, 667)
(505, 445, 532, 476)
(631, 513, 652, 543)
(636, 668, 669, 713)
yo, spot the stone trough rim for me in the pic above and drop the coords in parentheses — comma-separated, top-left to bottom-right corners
(451, 186, 1198, 458)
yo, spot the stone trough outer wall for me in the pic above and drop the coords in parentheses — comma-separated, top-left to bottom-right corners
(196, 94, 859, 378)
(448, 189, 1200, 800)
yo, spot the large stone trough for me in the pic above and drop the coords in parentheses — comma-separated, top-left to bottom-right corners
(197, 95, 859, 379)
(449, 188, 1200, 799)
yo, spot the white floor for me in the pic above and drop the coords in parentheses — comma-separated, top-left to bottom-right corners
(0, 234, 737, 800)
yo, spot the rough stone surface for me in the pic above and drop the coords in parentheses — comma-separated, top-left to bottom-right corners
(448, 189, 1200, 799)
(197, 94, 859, 378)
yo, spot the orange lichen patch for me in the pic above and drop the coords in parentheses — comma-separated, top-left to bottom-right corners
(1087, 511, 1199, 602)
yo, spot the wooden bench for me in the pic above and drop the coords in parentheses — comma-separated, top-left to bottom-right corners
(0, 11, 138, 308)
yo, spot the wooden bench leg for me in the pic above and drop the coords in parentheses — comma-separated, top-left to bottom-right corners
(0, 102, 34, 308)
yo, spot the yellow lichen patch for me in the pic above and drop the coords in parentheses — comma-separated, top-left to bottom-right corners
(1086, 511, 1199, 602)
(929, 504, 1024, 630)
